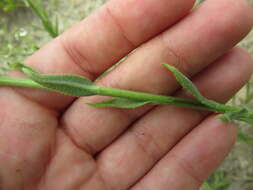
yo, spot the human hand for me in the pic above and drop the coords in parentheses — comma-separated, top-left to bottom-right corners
(0, 0, 253, 189)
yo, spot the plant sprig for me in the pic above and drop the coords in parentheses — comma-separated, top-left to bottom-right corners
(23, 0, 59, 38)
(1, 62, 253, 125)
(0, 0, 59, 37)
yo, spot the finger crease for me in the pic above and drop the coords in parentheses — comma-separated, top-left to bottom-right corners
(104, 5, 137, 49)
(61, 121, 97, 155)
(159, 32, 190, 75)
(59, 37, 97, 80)
(170, 153, 203, 185)
(129, 128, 164, 163)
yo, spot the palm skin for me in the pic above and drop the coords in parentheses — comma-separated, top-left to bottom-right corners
(0, 0, 253, 189)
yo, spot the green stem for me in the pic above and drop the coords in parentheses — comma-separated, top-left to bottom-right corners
(0, 76, 212, 111)
(0, 76, 46, 89)
(2, 76, 253, 122)
(96, 86, 240, 113)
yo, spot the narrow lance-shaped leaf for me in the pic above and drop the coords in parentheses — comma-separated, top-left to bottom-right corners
(89, 98, 151, 108)
(11, 63, 98, 97)
(162, 63, 251, 122)
(163, 63, 221, 109)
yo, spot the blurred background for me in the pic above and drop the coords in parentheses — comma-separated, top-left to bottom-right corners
(0, 0, 253, 190)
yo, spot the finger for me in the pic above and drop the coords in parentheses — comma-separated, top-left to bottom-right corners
(131, 116, 236, 190)
(11, 0, 195, 110)
(62, 0, 253, 154)
(96, 48, 253, 190)
(0, 87, 58, 188)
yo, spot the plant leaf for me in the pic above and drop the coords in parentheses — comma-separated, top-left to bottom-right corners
(163, 63, 220, 109)
(12, 63, 97, 97)
(163, 64, 253, 124)
(89, 98, 151, 108)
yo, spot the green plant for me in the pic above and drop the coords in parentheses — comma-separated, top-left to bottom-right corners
(0, 0, 59, 37)
(0, 62, 252, 126)
(23, 0, 59, 37)
(0, 0, 58, 75)
(0, 0, 25, 11)
(0, 0, 58, 76)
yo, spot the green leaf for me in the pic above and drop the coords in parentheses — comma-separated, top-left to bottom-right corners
(163, 64, 253, 124)
(89, 98, 151, 108)
(12, 63, 97, 97)
(163, 63, 220, 109)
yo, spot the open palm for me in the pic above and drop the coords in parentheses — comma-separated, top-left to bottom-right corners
(0, 0, 253, 189)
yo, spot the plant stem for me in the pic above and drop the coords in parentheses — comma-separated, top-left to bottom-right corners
(96, 86, 240, 113)
(0, 76, 46, 89)
(0, 76, 211, 110)
(1, 76, 253, 120)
